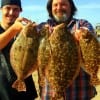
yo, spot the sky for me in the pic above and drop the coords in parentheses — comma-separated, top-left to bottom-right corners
(0, 0, 100, 28)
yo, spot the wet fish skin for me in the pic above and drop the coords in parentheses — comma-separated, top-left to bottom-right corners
(38, 26, 50, 87)
(10, 23, 39, 91)
(38, 23, 81, 99)
(48, 23, 81, 99)
(78, 28, 100, 86)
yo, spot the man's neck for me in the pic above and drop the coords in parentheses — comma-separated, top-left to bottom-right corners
(0, 20, 12, 30)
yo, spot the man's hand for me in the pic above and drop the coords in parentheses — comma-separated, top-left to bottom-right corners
(12, 17, 32, 32)
(74, 27, 89, 41)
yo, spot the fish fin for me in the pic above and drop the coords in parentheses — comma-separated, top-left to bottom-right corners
(90, 75, 100, 86)
(12, 80, 26, 92)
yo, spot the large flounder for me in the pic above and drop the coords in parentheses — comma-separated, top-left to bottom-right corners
(77, 28, 100, 86)
(37, 25, 50, 87)
(10, 23, 39, 92)
(38, 23, 81, 99)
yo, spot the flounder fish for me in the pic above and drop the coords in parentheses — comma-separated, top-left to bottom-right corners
(38, 23, 81, 99)
(77, 27, 100, 86)
(10, 23, 39, 92)
(38, 25, 50, 87)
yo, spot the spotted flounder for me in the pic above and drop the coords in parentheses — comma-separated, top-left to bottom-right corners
(78, 28, 100, 86)
(37, 25, 50, 87)
(10, 23, 39, 92)
(38, 23, 81, 99)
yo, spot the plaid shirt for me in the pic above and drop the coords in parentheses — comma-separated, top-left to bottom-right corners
(38, 18, 97, 100)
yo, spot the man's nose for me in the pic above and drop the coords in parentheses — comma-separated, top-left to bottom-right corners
(57, 4, 62, 10)
(9, 9, 14, 14)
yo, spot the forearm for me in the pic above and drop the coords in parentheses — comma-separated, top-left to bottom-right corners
(0, 24, 22, 49)
(0, 17, 32, 49)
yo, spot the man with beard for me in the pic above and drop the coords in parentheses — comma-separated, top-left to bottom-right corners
(38, 0, 97, 100)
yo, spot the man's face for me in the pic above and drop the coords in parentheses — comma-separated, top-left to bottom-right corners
(52, 0, 71, 22)
(1, 5, 21, 25)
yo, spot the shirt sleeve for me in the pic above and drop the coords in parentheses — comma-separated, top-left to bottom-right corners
(79, 19, 96, 35)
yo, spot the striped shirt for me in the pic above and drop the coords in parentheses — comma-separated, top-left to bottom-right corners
(38, 18, 97, 100)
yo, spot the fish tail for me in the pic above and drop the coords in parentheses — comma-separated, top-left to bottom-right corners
(12, 79, 26, 92)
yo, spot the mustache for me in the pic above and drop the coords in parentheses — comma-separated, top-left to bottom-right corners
(56, 9, 66, 14)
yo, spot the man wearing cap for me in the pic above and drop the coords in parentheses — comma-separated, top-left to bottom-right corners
(0, 0, 38, 100)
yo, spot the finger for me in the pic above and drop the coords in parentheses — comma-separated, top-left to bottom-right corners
(16, 17, 32, 25)
(74, 29, 81, 41)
